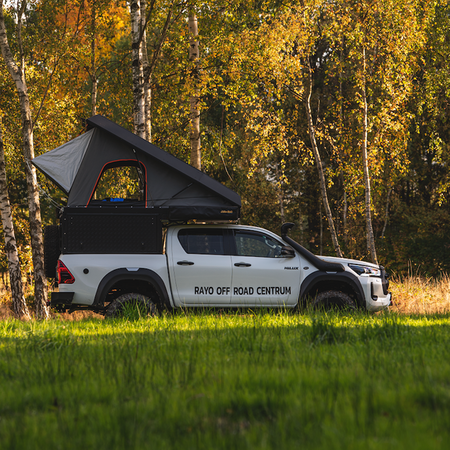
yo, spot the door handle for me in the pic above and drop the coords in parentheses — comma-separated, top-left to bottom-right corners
(177, 260, 194, 266)
(234, 262, 251, 267)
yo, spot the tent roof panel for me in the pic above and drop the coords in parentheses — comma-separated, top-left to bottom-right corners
(86, 115, 241, 207)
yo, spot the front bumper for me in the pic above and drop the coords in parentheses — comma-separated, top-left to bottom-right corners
(366, 291, 392, 312)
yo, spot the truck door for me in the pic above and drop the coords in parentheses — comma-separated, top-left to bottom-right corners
(168, 228, 232, 305)
(230, 230, 301, 306)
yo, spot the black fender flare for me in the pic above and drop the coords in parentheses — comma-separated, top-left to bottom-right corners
(299, 270, 365, 308)
(93, 268, 171, 309)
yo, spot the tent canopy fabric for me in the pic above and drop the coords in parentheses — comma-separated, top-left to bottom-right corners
(32, 115, 241, 221)
(32, 129, 94, 194)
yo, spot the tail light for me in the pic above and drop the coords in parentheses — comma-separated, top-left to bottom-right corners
(57, 260, 75, 284)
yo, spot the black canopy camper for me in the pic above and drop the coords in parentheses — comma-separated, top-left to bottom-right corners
(33, 116, 241, 256)
(32, 115, 241, 221)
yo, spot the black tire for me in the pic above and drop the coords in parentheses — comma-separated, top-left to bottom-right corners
(312, 290, 357, 311)
(105, 293, 157, 318)
(44, 225, 60, 278)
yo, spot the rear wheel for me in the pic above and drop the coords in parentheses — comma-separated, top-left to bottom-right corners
(44, 225, 60, 278)
(105, 293, 157, 318)
(312, 290, 356, 311)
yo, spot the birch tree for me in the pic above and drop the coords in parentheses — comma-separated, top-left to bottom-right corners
(89, 0, 98, 116)
(188, 9, 201, 169)
(140, 0, 151, 140)
(0, 0, 49, 318)
(337, 0, 430, 263)
(131, 0, 186, 141)
(360, 44, 378, 263)
(294, 1, 344, 257)
(131, 0, 145, 137)
(304, 58, 343, 257)
(0, 117, 30, 319)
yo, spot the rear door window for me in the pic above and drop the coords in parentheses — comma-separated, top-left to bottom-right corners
(178, 229, 225, 255)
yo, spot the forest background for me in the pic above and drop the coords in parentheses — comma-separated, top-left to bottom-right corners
(1, 0, 450, 292)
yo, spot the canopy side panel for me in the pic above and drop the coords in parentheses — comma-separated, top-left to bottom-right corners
(67, 129, 137, 206)
(138, 153, 237, 207)
(68, 125, 241, 214)
(86, 115, 241, 207)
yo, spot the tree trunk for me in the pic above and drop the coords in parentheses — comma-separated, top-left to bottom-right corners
(0, 118, 30, 320)
(189, 11, 201, 170)
(140, 0, 151, 142)
(305, 62, 343, 258)
(298, 198, 304, 246)
(361, 47, 378, 264)
(275, 165, 285, 224)
(381, 188, 391, 239)
(90, 0, 97, 116)
(140, 1, 175, 143)
(343, 189, 348, 248)
(131, 0, 145, 138)
(319, 201, 323, 256)
(0, 1, 49, 318)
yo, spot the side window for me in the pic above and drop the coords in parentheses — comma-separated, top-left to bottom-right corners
(93, 162, 145, 202)
(178, 229, 225, 255)
(235, 231, 284, 258)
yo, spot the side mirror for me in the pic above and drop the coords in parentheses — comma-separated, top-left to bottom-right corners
(280, 245, 295, 258)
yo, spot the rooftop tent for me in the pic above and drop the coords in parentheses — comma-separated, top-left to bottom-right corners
(32, 115, 241, 221)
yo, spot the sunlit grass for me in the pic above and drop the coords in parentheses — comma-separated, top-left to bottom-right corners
(390, 274, 450, 314)
(0, 310, 449, 449)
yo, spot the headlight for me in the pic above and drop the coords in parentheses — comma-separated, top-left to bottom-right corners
(348, 263, 381, 276)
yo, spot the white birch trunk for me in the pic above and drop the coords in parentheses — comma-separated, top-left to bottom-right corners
(361, 47, 378, 264)
(90, 0, 97, 116)
(305, 64, 343, 258)
(189, 12, 201, 170)
(131, 0, 145, 138)
(140, 0, 151, 141)
(0, 119, 30, 319)
(0, 1, 49, 318)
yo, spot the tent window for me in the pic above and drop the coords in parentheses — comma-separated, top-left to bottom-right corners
(93, 162, 145, 203)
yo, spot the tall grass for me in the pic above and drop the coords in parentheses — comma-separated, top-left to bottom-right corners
(390, 274, 450, 314)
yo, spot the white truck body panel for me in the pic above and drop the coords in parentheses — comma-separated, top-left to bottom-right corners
(59, 254, 171, 305)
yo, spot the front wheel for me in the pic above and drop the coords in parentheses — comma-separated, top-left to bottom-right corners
(312, 290, 357, 311)
(105, 293, 157, 319)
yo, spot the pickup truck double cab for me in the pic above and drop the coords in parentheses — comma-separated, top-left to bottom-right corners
(34, 115, 391, 316)
(48, 217, 391, 316)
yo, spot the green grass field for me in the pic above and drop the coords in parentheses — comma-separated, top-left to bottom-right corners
(1, 310, 450, 449)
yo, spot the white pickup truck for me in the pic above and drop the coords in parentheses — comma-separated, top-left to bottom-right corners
(49, 220, 391, 316)
(35, 115, 391, 316)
